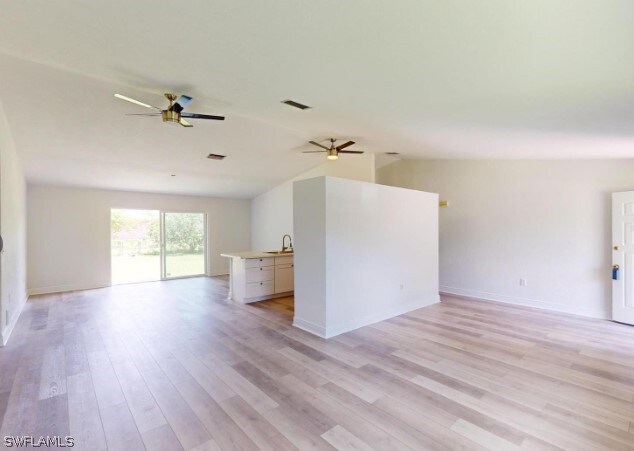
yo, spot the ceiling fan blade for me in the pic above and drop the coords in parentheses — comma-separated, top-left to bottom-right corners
(176, 95, 193, 109)
(170, 95, 193, 113)
(309, 141, 330, 150)
(114, 94, 162, 111)
(180, 118, 193, 127)
(337, 150, 364, 154)
(302, 150, 327, 153)
(336, 140, 355, 150)
(181, 112, 225, 121)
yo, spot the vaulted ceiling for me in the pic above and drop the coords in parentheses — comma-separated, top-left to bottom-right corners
(1, 1, 633, 198)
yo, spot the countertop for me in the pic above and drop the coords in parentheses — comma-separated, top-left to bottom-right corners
(221, 251, 294, 259)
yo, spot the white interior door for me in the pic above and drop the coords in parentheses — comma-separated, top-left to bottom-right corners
(612, 191, 634, 325)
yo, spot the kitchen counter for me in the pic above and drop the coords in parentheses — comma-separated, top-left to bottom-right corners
(221, 251, 293, 259)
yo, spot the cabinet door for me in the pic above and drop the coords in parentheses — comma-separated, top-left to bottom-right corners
(275, 264, 294, 294)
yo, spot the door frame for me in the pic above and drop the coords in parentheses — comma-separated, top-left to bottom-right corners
(160, 211, 208, 280)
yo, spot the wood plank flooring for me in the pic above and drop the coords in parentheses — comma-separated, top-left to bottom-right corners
(2, 276, 634, 450)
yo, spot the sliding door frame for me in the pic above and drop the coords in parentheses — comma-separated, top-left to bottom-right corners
(160, 211, 208, 280)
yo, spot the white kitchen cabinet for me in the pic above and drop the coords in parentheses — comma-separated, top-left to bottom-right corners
(221, 252, 294, 303)
(275, 263, 294, 293)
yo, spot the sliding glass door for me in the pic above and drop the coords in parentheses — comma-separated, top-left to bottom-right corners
(111, 209, 161, 284)
(111, 209, 207, 284)
(162, 212, 207, 279)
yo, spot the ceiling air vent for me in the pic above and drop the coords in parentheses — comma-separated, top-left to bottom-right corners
(207, 153, 226, 160)
(281, 99, 311, 110)
(385, 152, 400, 155)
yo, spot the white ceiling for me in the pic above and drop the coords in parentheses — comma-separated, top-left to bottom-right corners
(1, 0, 634, 198)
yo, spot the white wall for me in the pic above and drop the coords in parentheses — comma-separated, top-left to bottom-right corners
(0, 97, 27, 346)
(27, 185, 250, 295)
(251, 154, 375, 250)
(292, 178, 327, 329)
(294, 176, 439, 338)
(377, 159, 634, 319)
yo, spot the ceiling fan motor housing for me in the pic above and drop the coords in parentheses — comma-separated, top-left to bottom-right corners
(161, 110, 181, 125)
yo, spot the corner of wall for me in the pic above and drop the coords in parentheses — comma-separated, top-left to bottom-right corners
(292, 317, 328, 338)
(0, 94, 29, 347)
(1, 293, 28, 346)
(322, 296, 440, 338)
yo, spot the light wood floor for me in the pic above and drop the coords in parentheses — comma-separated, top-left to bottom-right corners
(2, 277, 634, 450)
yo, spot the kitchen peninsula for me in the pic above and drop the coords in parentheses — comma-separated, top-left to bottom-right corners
(221, 251, 294, 303)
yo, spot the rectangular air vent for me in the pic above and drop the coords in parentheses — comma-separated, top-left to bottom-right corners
(207, 153, 226, 160)
(281, 99, 311, 110)
(385, 152, 400, 155)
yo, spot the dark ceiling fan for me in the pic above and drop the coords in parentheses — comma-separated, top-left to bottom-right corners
(303, 138, 364, 160)
(114, 93, 225, 127)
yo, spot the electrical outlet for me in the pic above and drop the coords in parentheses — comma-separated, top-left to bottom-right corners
(5, 309, 10, 326)
(400, 284, 404, 290)
(520, 278, 527, 287)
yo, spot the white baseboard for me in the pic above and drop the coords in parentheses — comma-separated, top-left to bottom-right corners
(440, 285, 610, 320)
(293, 295, 441, 339)
(292, 317, 328, 338)
(1, 293, 28, 346)
(28, 282, 110, 296)
(242, 291, 294, 304)
(29, 275, 227, 296)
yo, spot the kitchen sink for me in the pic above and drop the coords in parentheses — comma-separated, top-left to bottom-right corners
(265, 250, 293, 255)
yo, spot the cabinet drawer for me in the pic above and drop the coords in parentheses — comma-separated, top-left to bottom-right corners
(275, 256, 294, 266)
(246, 280, 274, 298)
(246, 266, 274, 283)
(245, 257, 274, 268)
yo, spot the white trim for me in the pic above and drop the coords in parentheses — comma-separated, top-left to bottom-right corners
(242, 291, 294, 304)
(29, 275, 227, 297)
(293, 295, 440, 339)
(28, 282, 110, 296)
(1, 293, 28, 346)
(440, 285, 610, 320)
(292, 317, 328, 338)
(323, 297, 440, 338)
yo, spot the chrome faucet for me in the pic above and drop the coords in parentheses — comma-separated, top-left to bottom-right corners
(282, 234, 293, 252)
